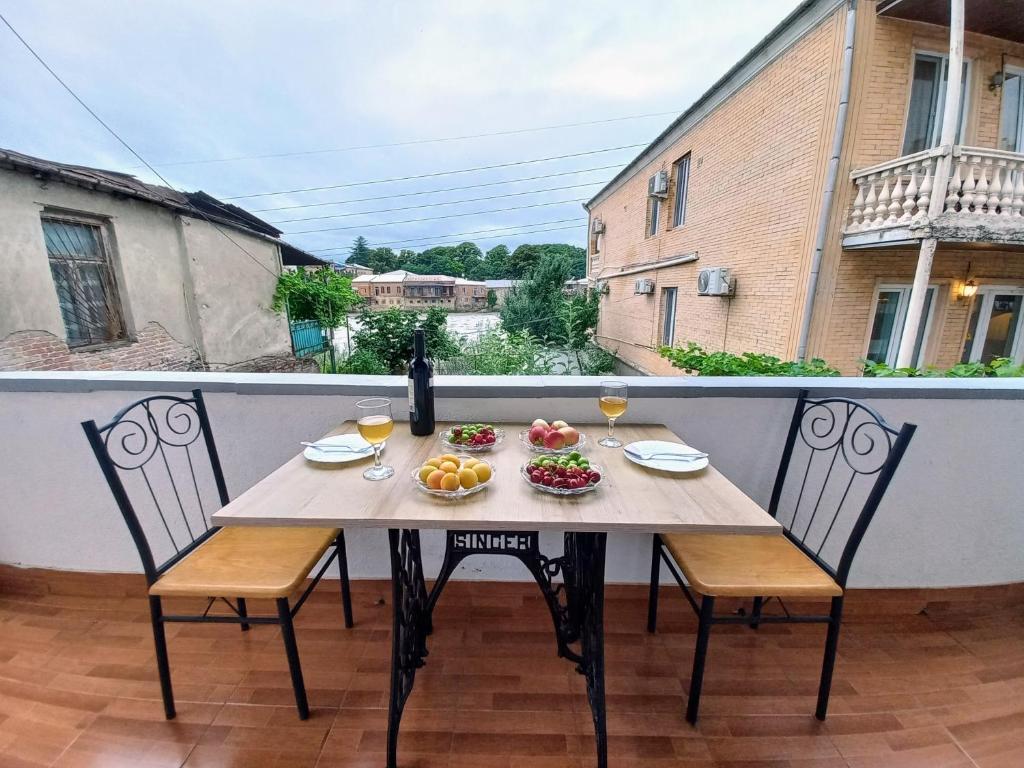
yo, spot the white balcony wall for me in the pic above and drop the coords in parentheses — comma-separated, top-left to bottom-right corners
(0, 373, 1021, 589)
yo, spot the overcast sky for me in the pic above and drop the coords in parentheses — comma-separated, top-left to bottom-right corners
(1, 1, 802, 262)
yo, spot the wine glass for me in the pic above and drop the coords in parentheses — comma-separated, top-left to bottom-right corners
(355, 398, 395, 480)
(597, 381, 628, 448)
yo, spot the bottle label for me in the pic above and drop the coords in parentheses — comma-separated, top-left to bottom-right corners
(408, 380, 415, 412)
(428, 376, 434, 388)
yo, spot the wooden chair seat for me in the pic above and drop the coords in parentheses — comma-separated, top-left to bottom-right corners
(661, 532, 843, 598)
(150, 526, 340, 599)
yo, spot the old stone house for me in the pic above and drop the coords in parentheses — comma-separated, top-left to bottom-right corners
(586, 0, 1024, 375)
(0, 148, 313, 372)
(353, 270, 488, 310)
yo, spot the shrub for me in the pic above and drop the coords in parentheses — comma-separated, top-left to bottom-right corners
(445, 328, 558, 375)
(660, 343, 840, 377)
(861, 357, 1024, 378)
(350, 306, 459, 373)
(336, 348, 389, 375)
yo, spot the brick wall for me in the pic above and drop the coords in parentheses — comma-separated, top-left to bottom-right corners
(0, 322, 201, 372)
(589, 8, 845, 372)
(820, 248, 1024, 374)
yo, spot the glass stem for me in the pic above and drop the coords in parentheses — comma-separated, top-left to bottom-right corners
(608, 418, 616, 439)
(373, 444, 383, 469)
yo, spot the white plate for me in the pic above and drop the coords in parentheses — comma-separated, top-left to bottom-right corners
(303, 434, 376, 464)
(623, 440, 708, 474)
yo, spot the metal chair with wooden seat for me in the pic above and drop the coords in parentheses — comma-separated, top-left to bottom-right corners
(647, 389, 916, 724)
(82, 389, 354, 721)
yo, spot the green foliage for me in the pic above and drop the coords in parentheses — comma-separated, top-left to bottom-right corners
(439, 328, 558, 375)
(861, 357, 1024, 378)
(347, 236, 372, 266)
(350, 306, 459, 373)
(660, 343, 841, 377)
(500, 253, 573, 341)
(485, 289, 498, 309)
(335, 348, 389, 375)
(272, 267, 361, 328)
(508, 243, 586, 279)
(576, 344, 617, 376)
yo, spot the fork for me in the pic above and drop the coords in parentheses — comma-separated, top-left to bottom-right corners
(301, 442, 372, 453)
(625, 448, 708, 461)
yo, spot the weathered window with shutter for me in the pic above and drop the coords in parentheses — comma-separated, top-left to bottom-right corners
(42, 218, 125, 347)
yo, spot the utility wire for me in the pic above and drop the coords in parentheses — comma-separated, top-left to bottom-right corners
(0, 12, 280, 280)
(285, 197, 588, 235)
(267, 180, 605, 225)
(249, 163, 622, 213)
(145, 110, 678, 168)
(353, 224, 586, 257)
(306, 217, 586, 253)
(223, 143, 645, 200)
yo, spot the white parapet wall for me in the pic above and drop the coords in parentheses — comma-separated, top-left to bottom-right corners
(0, 372, 1021, 589)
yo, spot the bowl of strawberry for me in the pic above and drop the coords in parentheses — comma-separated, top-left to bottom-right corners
(521, 452, 603, 495)
(441, 423, 504, 452)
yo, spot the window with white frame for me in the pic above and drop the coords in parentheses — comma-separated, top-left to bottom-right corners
(998, 66, 1024, 153)
(960, 287, 1024, 364)
(902, 52, 970, 155)
(865, 284, 938, 368)
(672, 154, 690, 228)
(660, 287, 678, 346)
(42, 217, 125, 348)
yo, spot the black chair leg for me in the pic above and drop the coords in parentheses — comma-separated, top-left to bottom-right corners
(277, 598, 309, 719)
(237, 598, 250, 632)
(815, 595, 844, 720)
(686, 595, 715, 725)
(148, 595, 175, 720)
(337, 532, 354, 629)
(647, 534, 661, 633)
(750, 596, 763, 630)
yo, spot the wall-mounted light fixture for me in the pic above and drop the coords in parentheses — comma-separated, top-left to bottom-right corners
(989, 54, 1008, 92)
(960, 279, 978, 302)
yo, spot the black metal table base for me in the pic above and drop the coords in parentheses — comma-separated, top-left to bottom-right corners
(386, 529, 607, 768)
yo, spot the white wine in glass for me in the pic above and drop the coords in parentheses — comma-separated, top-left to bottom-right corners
(598, 381, 628, 447)
(356, 398, 395, 480)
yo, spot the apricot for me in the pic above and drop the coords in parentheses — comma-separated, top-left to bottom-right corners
(440, 472, 460, 492)
(440, 453, 460, 465)
(426, 469, 446, 489)
(472, 462, 492, 483)
(424, 457, 442, 469)
(458, 467, 479, 488)
(463, 457, 480, 468)
(438, 460, 459, 474)
(418, 465, 436, 483)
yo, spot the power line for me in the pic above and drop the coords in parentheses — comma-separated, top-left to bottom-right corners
(353, 224, 586, 257)
(0, 12, 280, 280)
(223, 143, 645, 200)
(266, 180, 605, 225)
(285, 197, 589, 235)
(146, 110, 679, 168)
(248, 163, 622, 213)
(307, 217, 586, 253)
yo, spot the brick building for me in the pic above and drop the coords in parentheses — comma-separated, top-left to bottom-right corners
(0, 148, 311, 372)
(586, 0, 1024, 375)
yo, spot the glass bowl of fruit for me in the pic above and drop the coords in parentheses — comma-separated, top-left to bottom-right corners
(440, 423, 504, 452)
(414, 453, 495, 498)
(521, 453, 603, 495)
(519, 419, 586, 455)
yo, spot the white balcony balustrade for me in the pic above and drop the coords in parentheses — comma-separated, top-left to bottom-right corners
(846, 146, 1024, 243)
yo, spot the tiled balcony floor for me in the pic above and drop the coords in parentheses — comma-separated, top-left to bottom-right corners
(0, 570, 1022, 768)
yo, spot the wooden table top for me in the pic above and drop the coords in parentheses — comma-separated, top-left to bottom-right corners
(211, 422, 781, 534)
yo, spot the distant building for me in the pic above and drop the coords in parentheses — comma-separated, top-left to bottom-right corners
(0, 147, 313, 373)
(353, 270, 489, 310)
(484, 279, 520, 306)
(335, 262, 373, 277)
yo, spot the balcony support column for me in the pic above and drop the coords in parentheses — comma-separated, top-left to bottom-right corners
(895, 0, 963, 369)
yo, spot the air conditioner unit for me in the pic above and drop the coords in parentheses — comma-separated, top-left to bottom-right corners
(634, 278, 655, 295)
(697, 267, 734, 297)
(590, 218, 605, 234)
(647, 170, 669, 198)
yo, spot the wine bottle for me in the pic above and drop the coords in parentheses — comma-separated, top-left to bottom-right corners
(408, 328, 435, 435)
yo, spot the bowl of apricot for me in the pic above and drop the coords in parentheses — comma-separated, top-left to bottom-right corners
(413, 453, 494, 498)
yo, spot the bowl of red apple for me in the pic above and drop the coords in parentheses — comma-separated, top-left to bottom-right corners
(521, 452, 603, 495)
(519, 419, 586, 454)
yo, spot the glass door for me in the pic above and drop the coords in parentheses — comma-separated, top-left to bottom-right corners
(903, 53, 969, 155)
(866, 284, 937, 368)
(998, 67, 1024, 152)
(961, 288, 1024, 364)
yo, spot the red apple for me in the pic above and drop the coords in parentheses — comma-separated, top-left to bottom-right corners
(532, 418, 549, 429)
(543, 430, 566, 450)
(528, 424, 548, 444)
(551, 420, 569, 429)
(558, 426, 580, 446)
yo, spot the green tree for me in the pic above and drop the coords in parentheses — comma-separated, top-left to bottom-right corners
(485, 289, 498, 309)
(367, 247, 400, 274)
(347, 236, 372, 267)
(272, 267, 361, 329)
(500, 253, 572, 341)
(482, 244, 510, 279)
(350, 306, 459, 373)
(556, 289, 601, 372)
